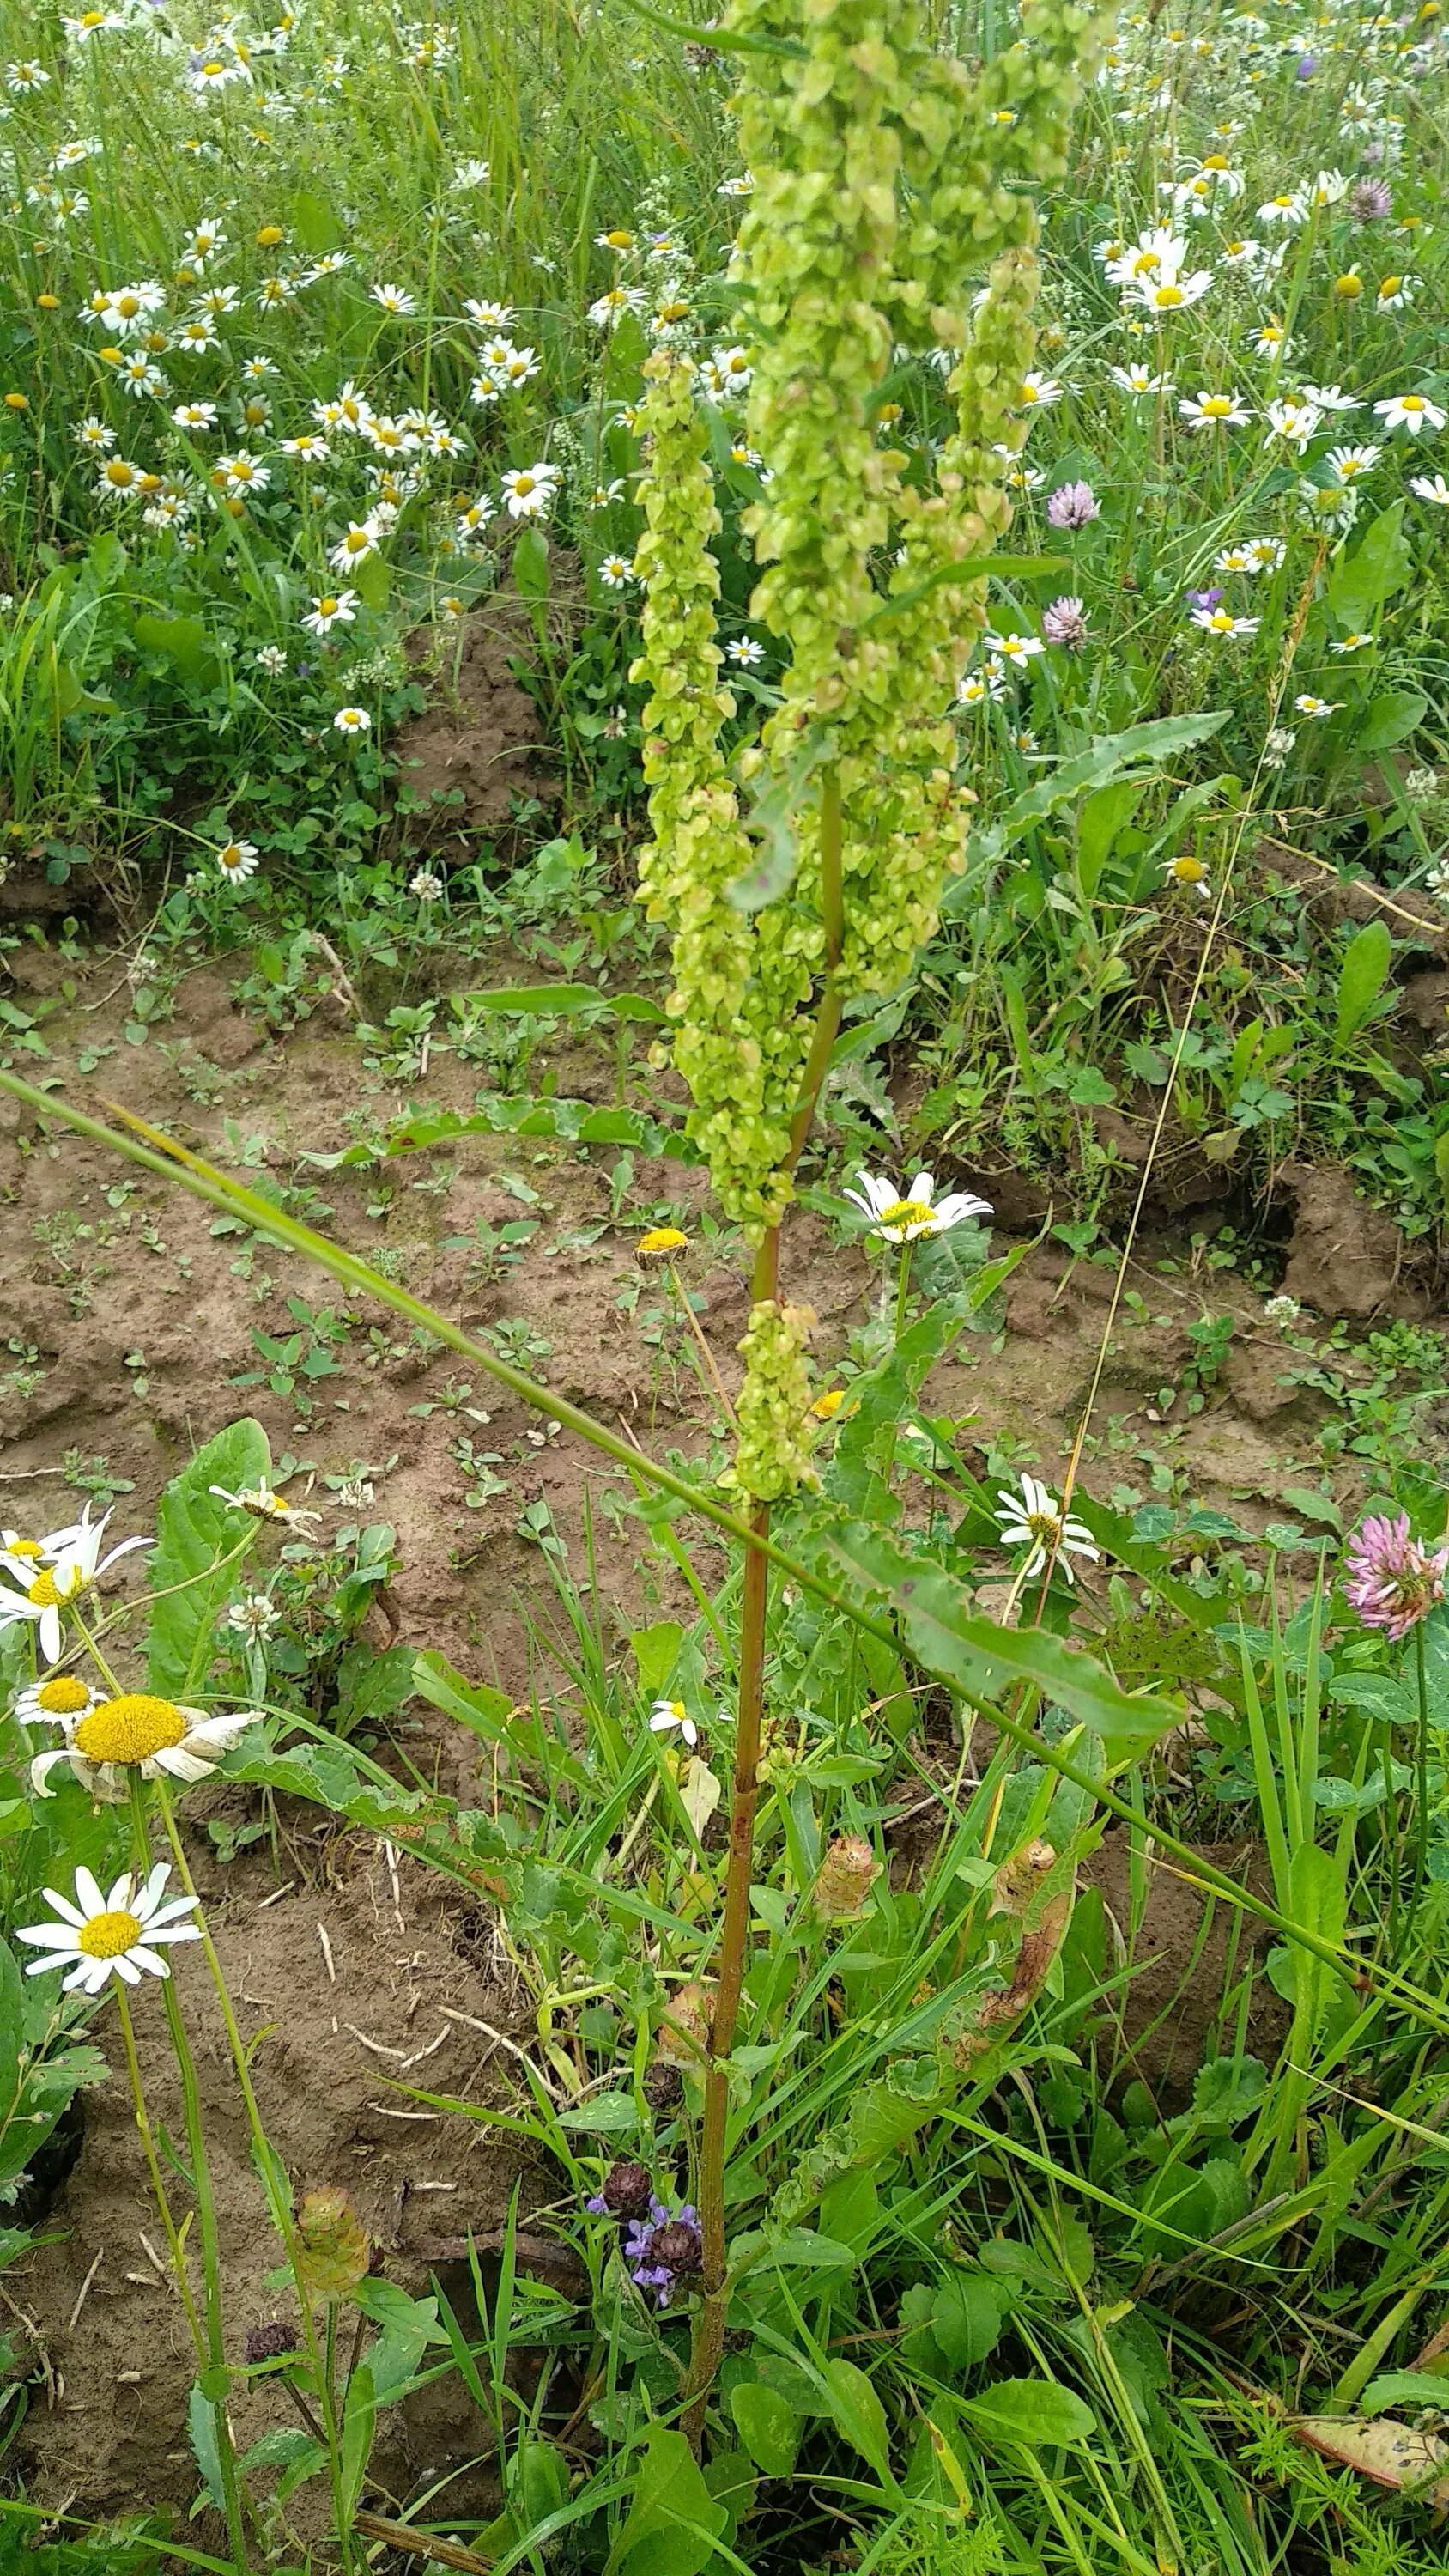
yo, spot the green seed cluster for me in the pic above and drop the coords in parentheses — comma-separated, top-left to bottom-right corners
(731, 1300, 820, 1503)
(631, 350, 811, 1231)
(632, 0, 1105, 1245)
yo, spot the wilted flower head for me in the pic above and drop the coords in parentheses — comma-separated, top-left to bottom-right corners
(1264, 726, 1298, 762)
(1343, 1512, 1447, 1642)
(1042, 593, 1089, 650)
(1046, 479, 1100, 530)
(811, 1834, 882, 1922)
(245, 2318, 300, 2366)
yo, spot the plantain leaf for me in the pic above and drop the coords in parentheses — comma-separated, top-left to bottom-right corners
(146, 1419, 271, 1698)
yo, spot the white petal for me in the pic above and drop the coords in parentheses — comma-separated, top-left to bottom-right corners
(906, 1173, 935, 1206)
(74, 1866, 106, 1917)
(112, 1953, 142, 1984)
(136, 1862, 173, 1918)
(153, 1747, 211, 1781)
(63, 1959, 100, 1991)
(106, 1872, 136, 1912)
(15, 1925, 82, 1952)
(39, 1606, 63, 1664)
(38, 1886, 88, 1929)
(128, 1945, 170, 1977)
(144, 1919, 202, 1945)
(26, 1953, 77, 1978)
(30, 1749, 70, 1797)
(93, 1534, 151, 1579)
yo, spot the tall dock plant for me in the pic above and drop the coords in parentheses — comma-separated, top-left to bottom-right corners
(631, 0, 1108, 2399)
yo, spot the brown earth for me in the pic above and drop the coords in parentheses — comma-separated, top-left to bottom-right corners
(0, 939, 1441, 2520)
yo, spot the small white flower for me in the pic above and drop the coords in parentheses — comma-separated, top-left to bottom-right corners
(209, 1480, 321, 1530)
(1179, 390, 1251, 431)
(370, 282, 416, 315)
(1264, 398, 1320, 451)
(1264, 1294, 1300, 1326)
(1243, 537, 1287, 572)
(172, 400, 217, 430)
(1324, 443, 1381, 483)
(1374, 392, 1446, 435)
(1017, 371, 1064, 410)
(302, 589, 359, 635)
(649, 1698, 699, 1751)
(329, 519, 379, 573)
(842, 1170, 992, 1242)
(15, 1864, 201, 1993)
(226, 1592, 280, 1643)
(987, 630, 1043, 667)
(333, 705, 371, 736)
(215, 837, 259, 882)
(1298, 382, 1361, 415)
(12, 1672, 102, 1728)
(1330, 631, 1373, 653)
(410, 867, 444, 901)
(1294, 693, 1342, 720)
(0, 1508, 149, 1666)
(727, 637, 765, 666)
(1264, 725, 1297, 762)
(1191, 606, 1260, 638)
(1111, 363, 1174, 395)
(994, 1475, 1100, 1584)
(500, 462, 559, 520)
(1409, 472, 1449, 506)
(255, 643, 288, 675)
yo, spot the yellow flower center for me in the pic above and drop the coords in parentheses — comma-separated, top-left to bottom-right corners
(603, 229, 633, 249)
(879, 1200, 936, 1232)
(75, 1694, 187, 1764)
(77, 1907, 142, 1959)
(1402, 397, 1424, 413)
(1170, 854, 1206, 882)
(35, 1674, 92, 1713)
(638, 1227, 688, 1255)
(1131, 252, 1161, 275)
(318, 596, 338, 615)
(1203, 399, 1232, 417)
(1334, 273, 1362, 298)
(1380, 276, 1402, 296)
(1026, 1510, 1062, 1545)
(1203, 154, 1230, 171)
(1155, 284, 1184, 306)
(9, 1538, 42, 1558)
(27, 1571, 71, 1607)
(812, 1388, 846, 1419)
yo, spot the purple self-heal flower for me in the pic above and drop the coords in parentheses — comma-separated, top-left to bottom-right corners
(1046, 479, 1100, 530)
(1343, 1513, 1448, 1643)
(585, 2160, 654, 2221)
(622, 2196, 704, 2307)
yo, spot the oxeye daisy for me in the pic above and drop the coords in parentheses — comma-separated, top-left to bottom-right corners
(1179, 389, 1250, 431)
(597, 554, 638, 589)
(842, 1170, 992, 1242)
(500, 463, 559, 519)
(649, 1698, 700, 1751)
(31, 1692, 256, 1801)
(215, 837, 259, 880)
(1191, 605, 1259, 637)
(994, 1475, 1100, 1584)
(281, 431, 330, 461)
(172, 400, 217, 430)
(0, 1507, 149, 1664)
(726, 637, 765, 666)
(1264, 398, 1320, 450)
(369, 282, 415, 315)
(333, 705, 371, 736)
(1294, 692, 1341, 719)
(987, 630, 1043, 667)
(329, 519, 379, 571)
(15, 1864, 201, 1993)
(13, 1672, 102, 1728)
(1243, 537, 1287, 571)
(1325, 443, 1381, 481)
(1111, 362, 1174, 395)
(1374, 392, 1446, 435)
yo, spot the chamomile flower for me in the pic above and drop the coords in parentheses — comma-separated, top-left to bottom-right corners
(726, 637, 765, 666)
(588, 284, 646, 331)
(500, 462, 559, 519)
(333, 705, 371, 736)
(1297, 477, 1360, 531)
(74, 416, 116, 452)
(281, 430, 330, 461)
(302, 589, 358, 635)
(994, 1475, 1100, 1584)
(649, 1698, 700, 1751)
(597, 554, 638, 588)
(1264, 397, 1320, 449)
(1374, 391, 1445, 434)
(209, 1480, 322, 1529)
(842, 1170, 992, 1242)
(32, 1697, 257, 1802)
(1131, 262, 1213, 313)
(1180, 389, 1251, 430)
(329, 519, 379, 571)
(215, 836, 259, 880)
(1374, 273, 1418, 309)
(1258, 190, 1305, 227)
(172, 399, 217, 430)
(1215, 544, 1255, 574)
(215, 449, 270, 493)
(987, 630, 1043, 666)
(15, 1864, 201, 1992)
(1112, 362, 1174, 394)
(1191, 605, 1260, 637)
(1409, 472, 1449, 505)
(463, 298, 513, 329)
(0, 1509, 149, 1664)
(1017, 370, 1064, 410)
(1331, 631, 1374, 653)
(1162, 850, 1211, 896)
(1221, 237, 1267, 270)
(12, 1672, 101, 1728)
(701, 344, 752, 398)
(1294, 692, 1341, 718)
(1248, 316, 1292, 357)
(1242, 536, 1287, 571)
(370, 281, 416, 315)
(1324, 443, 1381, 482)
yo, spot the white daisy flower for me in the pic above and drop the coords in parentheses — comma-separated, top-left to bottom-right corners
(463, 298, 513, 329)
(171, 400, 217, 431)
(1294, 692, 1342, 719)
(1298, 382, 1361, 414)
(12, 1671, 102, 1728)
(370, 282, 416, 315)
(1017, 371, 1064, 410)
(842, 1170, 992, 1242)
(1242, 536, 1287, 571)
(215, 837, 259, 881)
(31, 1692, 257, 1801)
(302, 590, 358, 635)
(1330, 632, 1373, 653)
(649, 1698, 699, 1751)
(333, 705, 371, 736)
(994, 1475, 1100, 1584)
(1191, 606, 1260, 637)
(1111, 363, 1174, 395)
(1409, 472, 1449, 506)
(1179, 390, 1251, 431)
(1374, 273, 1417, 311)
(727, 638, 765, 666)
(209, 1480, 322, 1530)
(597, 554, 638, 589)
(1374, 392, 1446, 434)
(500, 463, 559, 519)
(15, 1864, 201, 1994)
(1264, 398, 1320, 450)
(0, 1508, 149, 1666)
(328, 519, 379, 572)
(1324, 443, 1381, 483)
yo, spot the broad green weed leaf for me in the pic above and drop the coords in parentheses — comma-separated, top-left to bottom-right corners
(1326, 500, 1411, 629)
(146, 1418, 270, 1698)
(961, 2377, 1096, 2447)
(605, 2424, 728, 2576)
(822, 2358, 893, 2483)
(730, 2382, 801, 2477)
(1334, 919, 1392, 1047)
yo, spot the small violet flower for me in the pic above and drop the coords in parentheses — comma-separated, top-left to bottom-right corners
(1343, 1512, 1448, 1643)
(1185, 586, 1224, 616)
(621, 2196, 704, 2308)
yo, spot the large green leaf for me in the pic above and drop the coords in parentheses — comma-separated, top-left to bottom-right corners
(604, 2425, 728, 2576)
(730, 2382, 800, 2477)
(1334, 919, 1393, 1047)
(1326, 500, 1411, 631)
(961, 2377, 1096, 2448)
(146, 1419, 271, 1698)
(823, 1524, 1179, 1751)
(822, 2359, 893, 2483)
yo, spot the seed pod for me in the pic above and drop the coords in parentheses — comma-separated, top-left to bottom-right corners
(294, 2186, 369, 2300)
(811, 1833, 882, 1922)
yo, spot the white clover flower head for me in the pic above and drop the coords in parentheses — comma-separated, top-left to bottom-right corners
(994, 1476, 1100, 1584)
(15, 1863, 201, 1993)
(842, 1170, 992, 1242)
